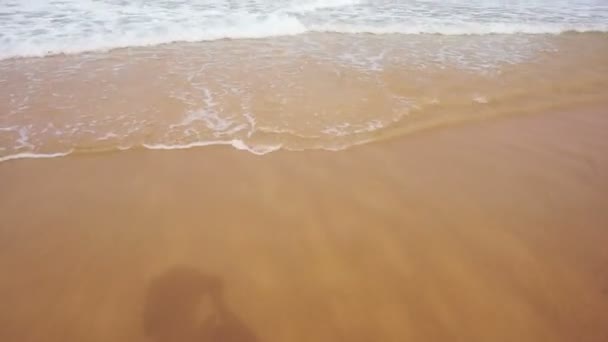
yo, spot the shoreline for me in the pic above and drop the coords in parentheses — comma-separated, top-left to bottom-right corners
(1, 101, 607, 165)
(1, 108, 607, 341)
(3, 32, 608, 160)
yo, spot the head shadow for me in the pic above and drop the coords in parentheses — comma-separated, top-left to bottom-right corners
(144, 266, 258, 342)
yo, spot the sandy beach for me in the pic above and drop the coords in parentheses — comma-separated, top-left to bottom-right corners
(2, 1, 608, 341)
(1, 107, 607, 342)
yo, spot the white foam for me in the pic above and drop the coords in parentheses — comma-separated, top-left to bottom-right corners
(281, 0, 363, 14)
(169, 90, 250, 137)
(97, 132, 119, 140)
(309, 22, 608, 36)
(0, 151, 74, 163)
(143, 140, 282, 155)
(172, 110, 233, 131)
(321, 119, 390, 137)
(0, 12, 307, 60)
(15, 127, 35, 149)
(472, 94, 490, 104)
(171, 90, 235, 132)
(1, 0, 607, 60)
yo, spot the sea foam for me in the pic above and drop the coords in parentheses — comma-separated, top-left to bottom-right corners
(0, 151, 74, 163)
(1, 0, 607, 60)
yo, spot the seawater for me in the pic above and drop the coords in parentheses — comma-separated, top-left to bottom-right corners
(1, 1, 608, 161)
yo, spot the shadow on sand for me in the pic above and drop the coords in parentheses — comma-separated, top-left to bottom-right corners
(144, 266, 258, 342)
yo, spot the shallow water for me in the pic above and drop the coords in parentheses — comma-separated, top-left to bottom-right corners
(1, 32, 607, 161)
(1, 1, 608, 162)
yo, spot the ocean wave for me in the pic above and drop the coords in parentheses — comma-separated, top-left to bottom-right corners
(2, 21, 606, 60)
(0, 13, 308, 60)
(1, 0, 607, 60)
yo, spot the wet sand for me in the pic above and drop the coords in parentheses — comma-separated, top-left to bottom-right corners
(1, 108, 608, 342)
(3, 33, 608, 158)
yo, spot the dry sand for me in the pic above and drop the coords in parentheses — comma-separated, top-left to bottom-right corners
(1, 108, 607, 342)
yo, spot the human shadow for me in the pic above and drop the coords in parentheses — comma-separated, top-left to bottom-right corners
(144, 266, 258, 342)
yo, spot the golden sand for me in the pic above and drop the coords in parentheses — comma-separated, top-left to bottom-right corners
(1, 107, 607, 342)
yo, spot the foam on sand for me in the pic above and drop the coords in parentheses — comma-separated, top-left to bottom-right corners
(0, 151, 74, 163)
(143, 140, 282, 156)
